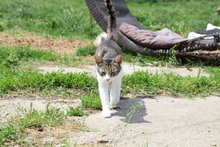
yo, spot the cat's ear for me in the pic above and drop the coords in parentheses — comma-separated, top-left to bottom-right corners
(114, 54, 122, 64)
(95, 55, 103, 64)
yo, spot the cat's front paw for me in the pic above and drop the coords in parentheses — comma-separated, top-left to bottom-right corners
(102, 110, 111, 118)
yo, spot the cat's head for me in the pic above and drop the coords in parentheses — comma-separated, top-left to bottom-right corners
(95, 54, 122, 82)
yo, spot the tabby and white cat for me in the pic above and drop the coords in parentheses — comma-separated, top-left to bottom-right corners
(94, 0, 123, 118)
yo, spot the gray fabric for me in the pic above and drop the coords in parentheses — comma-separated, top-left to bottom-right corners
(119, 23, 187, 49)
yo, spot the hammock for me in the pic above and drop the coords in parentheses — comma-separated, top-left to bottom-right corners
(85, 0, 220, 61)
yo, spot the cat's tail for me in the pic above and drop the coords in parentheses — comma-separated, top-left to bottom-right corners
(104, 0, 117, 40)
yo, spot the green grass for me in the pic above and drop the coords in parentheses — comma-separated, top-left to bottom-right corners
(0, 45, 219, 98)
(0, 46, 60, 67)
(0, 46, 85, 68)
(76, 45, 96, 56)
(128, 0, 220, 36)
(123, 70, 219, 97)
(0, 0, 101, 39)
(0, 0, 219, 39)
(81, 93, 102, 109)
(0, 124, 25, 145)
(0, 69, 97, 94)
(67, 107, 88, 116)
(0, 46, 97, 94)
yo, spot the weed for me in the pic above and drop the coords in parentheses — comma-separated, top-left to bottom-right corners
(67, 107, 88, 117)
(139, 140, 149, 147)
(81, 93, 102, 109)
(123, 101, 143, 123)
(61, 139, 71, 147)
(109, 100, 143, 146)
(14, 103, 66, 128)
(0, 124, 25, 145)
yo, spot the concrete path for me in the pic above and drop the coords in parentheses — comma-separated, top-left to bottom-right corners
(70, 96, 220, 147)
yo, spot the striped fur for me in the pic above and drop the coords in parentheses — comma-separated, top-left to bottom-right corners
(105, 0, 117, 40)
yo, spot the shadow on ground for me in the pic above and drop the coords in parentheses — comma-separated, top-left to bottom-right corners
(112, 96, 154, 123)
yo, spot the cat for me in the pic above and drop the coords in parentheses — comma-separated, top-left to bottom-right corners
(94, 0, 123, 118)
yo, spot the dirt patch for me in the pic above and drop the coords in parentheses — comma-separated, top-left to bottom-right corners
(0, 34, 91, 54)
(23, 118, 82, 147)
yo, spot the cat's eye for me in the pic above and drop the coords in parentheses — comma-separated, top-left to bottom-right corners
(100, 72, 106, 76)
(110, 72, 116, 76)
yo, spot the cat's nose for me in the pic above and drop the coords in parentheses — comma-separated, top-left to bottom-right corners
(106, 79, 110, 82)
